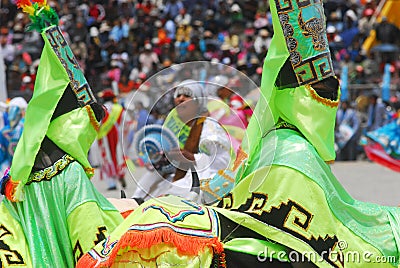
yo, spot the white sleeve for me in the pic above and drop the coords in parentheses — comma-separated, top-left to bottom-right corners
(193, 118, 231, 179)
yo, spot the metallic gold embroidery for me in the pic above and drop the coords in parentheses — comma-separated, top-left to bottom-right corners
(298, 9, 326, 51)
(27, 155, 74, 184)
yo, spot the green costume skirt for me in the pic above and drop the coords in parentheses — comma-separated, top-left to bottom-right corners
(0, 158, 123, 267)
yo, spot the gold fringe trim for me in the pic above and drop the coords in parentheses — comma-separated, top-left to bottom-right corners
(85, 105, 100, 132)
(306, 85, 340, 108)
(84, 167, 95, 178)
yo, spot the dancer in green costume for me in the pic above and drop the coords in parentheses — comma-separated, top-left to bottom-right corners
(78, 0, 400, 267)
(0, 1, 123, 267)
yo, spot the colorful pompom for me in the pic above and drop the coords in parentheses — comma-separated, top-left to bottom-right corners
(15, 0, 59, 32)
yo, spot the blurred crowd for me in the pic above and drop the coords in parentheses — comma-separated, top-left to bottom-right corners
(1, 0, 399, 96)
(1, 0, 400, 163)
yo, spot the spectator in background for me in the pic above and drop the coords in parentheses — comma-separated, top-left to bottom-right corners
(336, 100, 360, 161)
(118, 73, 135, 94)
(138, 43, 159, 75)
(358, 8, 374, 41)
(0, 0, 17, 27)
(147, 108, 165, 125)
(88, 0, 106, 26)
(253, 29, 271, 55)
(0, 97, 27, 174)
(175, 8, 191, 26)
(0, 29, 16, 68)
(366, 93, 388, 132)
(134, 101, 149, 132)
(96, 89, 126, 190)
(20, 75, 34, 92)
(375, 16, 400, 45)
(163, 0, 184, 20)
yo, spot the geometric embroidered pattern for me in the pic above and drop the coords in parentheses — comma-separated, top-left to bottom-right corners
(27, 154, 74, 185)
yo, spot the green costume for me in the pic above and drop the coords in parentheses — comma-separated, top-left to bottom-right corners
(77, 0, 400, 267)
(0, 2, 122, 267)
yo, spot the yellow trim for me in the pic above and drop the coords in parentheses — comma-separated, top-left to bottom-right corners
(306, 85, 339, 108)
(84, 167, 95, 178)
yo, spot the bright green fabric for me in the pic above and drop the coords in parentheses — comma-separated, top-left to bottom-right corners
(0, 203, 32, 267)
(78, 195, 218, 267)
(2, 161, 123, 267)
(163, 108, 191, 148)
(216, 129, 399, 267)
(223, 238, 289, 262)
(111, 245, 213, 268)
(10, 27, 70, 198)
(276, 85, 338, 162)
(9, 25, 98, 200)
(47, 107, 97, 174)
(238, 0, 289, 179)
(238, 0, 338, 185)
(272, 129, 400, 262)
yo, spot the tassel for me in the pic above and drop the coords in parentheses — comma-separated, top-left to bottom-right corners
(5, 179, 21, 202)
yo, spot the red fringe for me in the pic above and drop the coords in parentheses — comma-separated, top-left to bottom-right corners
(105, 227, 223, 266)
(120, 210, 134, 219)
(76, 253, 98, 268)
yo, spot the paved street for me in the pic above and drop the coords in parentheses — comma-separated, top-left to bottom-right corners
(92, 160, 400, 207)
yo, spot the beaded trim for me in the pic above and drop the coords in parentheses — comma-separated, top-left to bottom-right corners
(307, 85, 339, 108)
(263, 120, 298, 138)
(27, 155, 75, 185)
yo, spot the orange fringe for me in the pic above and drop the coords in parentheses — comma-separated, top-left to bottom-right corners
(120, 210, 134, 219)
(76, 253, 98, 268)
(85, 105, 100, 132)
(5, 179, 20, 202)
(232, 146, 248, 171)
(105, 227, 224, 266)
